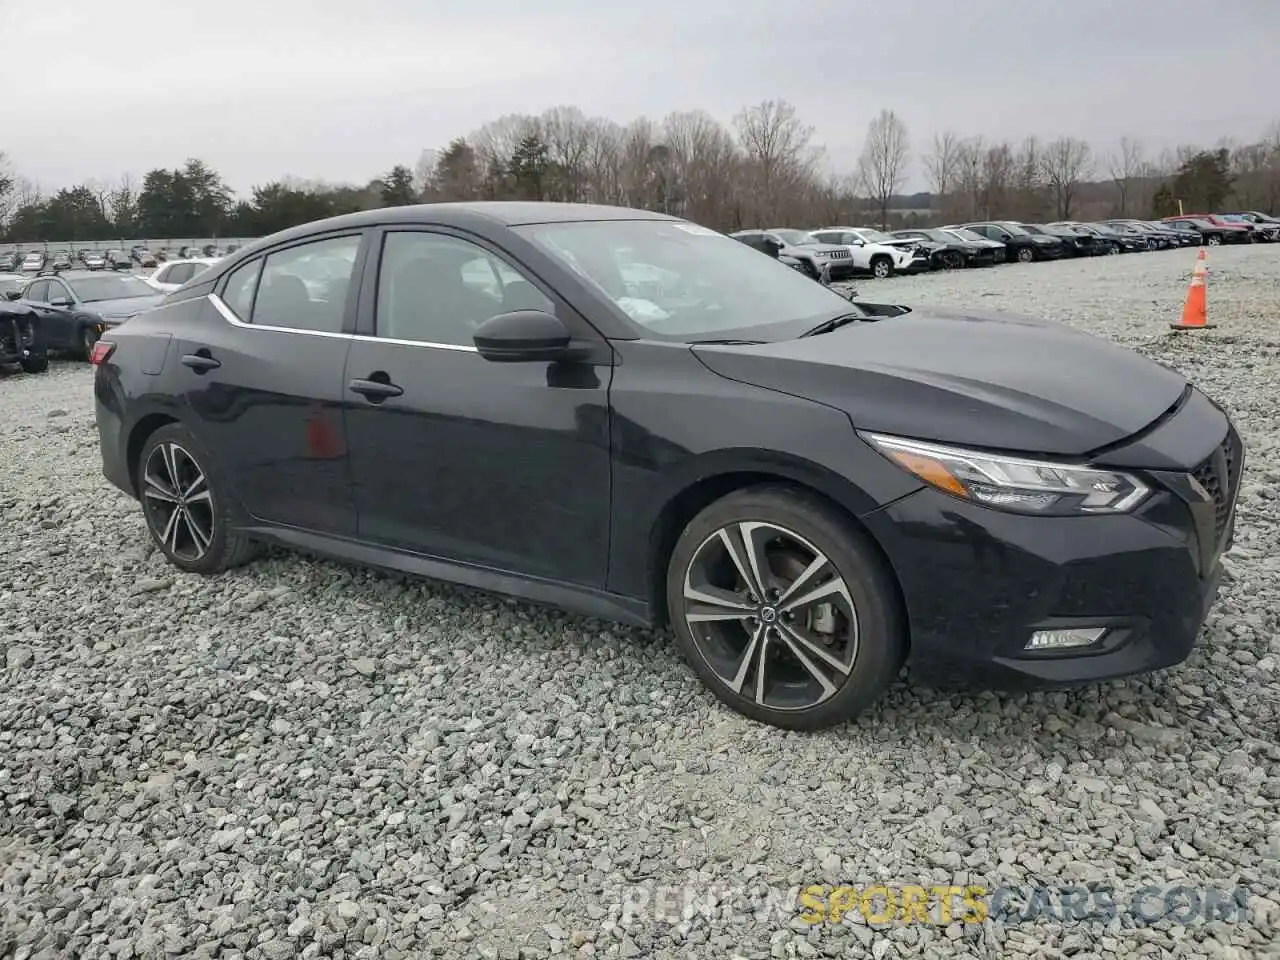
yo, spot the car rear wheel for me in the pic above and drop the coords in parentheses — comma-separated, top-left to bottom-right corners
(1016, 247, 1035, 263)
(1206, 234, 1222, 246)
(666, 486, 905, 730)
(20, 354, 49, 374)
(870, 255, 893, 279)
(137, 423, 259, 575)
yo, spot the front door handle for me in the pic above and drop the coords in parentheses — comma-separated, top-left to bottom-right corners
(348, 376, 403, 402)
(181, 352, 221, 372)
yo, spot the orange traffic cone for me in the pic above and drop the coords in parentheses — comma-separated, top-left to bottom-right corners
(1170, 247, 1215, 330)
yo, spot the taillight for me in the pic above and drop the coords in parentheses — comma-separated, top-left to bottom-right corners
(89, 341, 116, 366)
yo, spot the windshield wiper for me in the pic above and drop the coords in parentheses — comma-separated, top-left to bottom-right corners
(800, 313, 863, 337)
(689, 338, 767, 345)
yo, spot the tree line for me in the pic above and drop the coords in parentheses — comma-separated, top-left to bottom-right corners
(2, 101, 1278, 243)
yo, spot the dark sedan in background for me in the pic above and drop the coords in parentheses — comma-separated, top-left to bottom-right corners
(956, 221, 1064, 262)
(1162, 216, 1252, 245)
(15, 270, 164, 357)
(888, 228, 995, 268)
(1021, 223, 1098, 256)
(91, 201, 1242, 730)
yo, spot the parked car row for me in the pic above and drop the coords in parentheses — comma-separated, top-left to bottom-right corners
(730, 210, 1278, 279)
(0, 258, 221, 360)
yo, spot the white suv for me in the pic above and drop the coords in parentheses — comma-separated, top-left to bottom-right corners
(809, 227, 919, 279)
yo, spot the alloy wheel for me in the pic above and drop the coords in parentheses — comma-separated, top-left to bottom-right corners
(1017, 247, 1034, 263)
(681, 521, 859, 712)
(872, 258, 892, 279)
(141, 441, 215, 562)
(1207, 235, 1221, 246)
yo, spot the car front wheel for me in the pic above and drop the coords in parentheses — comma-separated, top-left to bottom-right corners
(666, 486, 905, 730)
(1016, 247, 1035, 263)
(870, 255, 893, 279)
(137, 423, 259, 575)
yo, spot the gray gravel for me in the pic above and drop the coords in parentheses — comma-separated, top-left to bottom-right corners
(2, 244, 1279, 960)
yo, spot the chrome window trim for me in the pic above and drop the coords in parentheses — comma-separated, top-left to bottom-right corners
(206, 293, 479, 353)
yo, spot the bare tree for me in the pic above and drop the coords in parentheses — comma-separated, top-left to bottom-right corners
(954, 136, 985, 220)
(980, 142, 1014, 219)
(923, 130, 961, 207)
(1106, 136, 1145, 216)
(540, 105, 595, 202)
(1043, 136, 1094, 219)
(733, 100, 817, 223)
(662, 110, 739, 224)
(1013, 137, 1046, 220)
(0, 152, 14, 228)
(857, 109, 910, 229)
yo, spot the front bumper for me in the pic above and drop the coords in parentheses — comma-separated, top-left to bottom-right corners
(862, 415, 1243, 688)
(822, 259, 859, 281)
(0, 313, 42, 365)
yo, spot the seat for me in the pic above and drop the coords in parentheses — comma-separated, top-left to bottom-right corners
(254, 273, 313, 328)
(500, 279, 551, 314)
(383, 256, 498, 343)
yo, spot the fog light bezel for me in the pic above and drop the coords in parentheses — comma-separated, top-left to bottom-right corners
(1010, 619, 1141, 660)
(1025, 627, 1108, 652)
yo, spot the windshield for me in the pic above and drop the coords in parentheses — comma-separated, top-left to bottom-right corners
(948, 228, 986, 242)
(513, 219, 860, 340)
(771, 229, 817, 246)
(67, 275, 158, 302)
(996, 223, 1032, 237)
(855, 229, 892, 242)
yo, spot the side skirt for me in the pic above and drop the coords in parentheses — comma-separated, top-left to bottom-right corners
(238, 523, 654, 629)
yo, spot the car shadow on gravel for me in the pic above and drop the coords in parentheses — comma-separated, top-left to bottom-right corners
(251, 545, 1233, 755)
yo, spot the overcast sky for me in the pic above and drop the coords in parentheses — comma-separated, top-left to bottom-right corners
(7, 0, 1279, 197)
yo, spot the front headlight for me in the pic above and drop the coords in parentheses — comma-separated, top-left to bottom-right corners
(861, 432, 1150, 515)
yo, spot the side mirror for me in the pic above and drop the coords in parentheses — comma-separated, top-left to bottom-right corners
(473, 310, 585, 363)
(2, 290, 21, 301)
(50, 296, 73, 308)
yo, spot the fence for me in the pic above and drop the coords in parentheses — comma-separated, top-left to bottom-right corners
(0, 238, 262, 257)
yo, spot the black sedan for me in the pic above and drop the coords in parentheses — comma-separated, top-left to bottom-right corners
(1020, 223, 1098, 256)
(17, 270, 164, 357)
(888, 228, 993, 268)
(92, 202, 1243, 730)
(958, 221, 1064, 262)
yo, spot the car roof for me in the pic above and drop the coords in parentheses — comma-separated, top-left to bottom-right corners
(45, 269, 137, 281)
(223, 202, 683, 262)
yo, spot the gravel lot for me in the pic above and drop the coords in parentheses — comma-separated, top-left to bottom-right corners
(2, 245, 1278, 960)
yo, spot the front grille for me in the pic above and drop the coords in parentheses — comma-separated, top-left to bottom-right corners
(825, 249, 851, 260)
(2, 316, 35, 355)
(1190, 424, 1245, 546)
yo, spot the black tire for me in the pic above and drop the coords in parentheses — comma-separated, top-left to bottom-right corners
(1206, 234, 1222, 246)
(870, 255, 893, 280)
(801, 259, 820, 279)
(20, 354, 49, 374)
(665, 485, 906, 731)
(136, 423, 260, 575)
(1016, 246, 1035, 263)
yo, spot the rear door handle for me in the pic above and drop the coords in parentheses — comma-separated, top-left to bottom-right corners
(181, 353, 221, 372)
(348, 377, 403, 401)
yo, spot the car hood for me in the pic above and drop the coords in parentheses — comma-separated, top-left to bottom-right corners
(691, 307, 1188, 457)
(89, 294, 166, 317)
